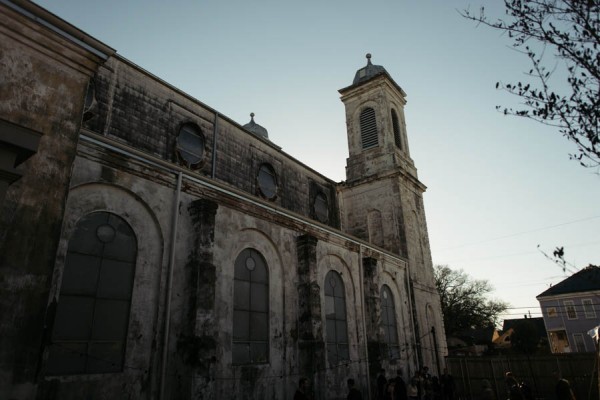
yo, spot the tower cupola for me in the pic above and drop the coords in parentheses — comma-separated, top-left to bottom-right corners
(243, 112, 269, 140)
(352, 53, 388, 85)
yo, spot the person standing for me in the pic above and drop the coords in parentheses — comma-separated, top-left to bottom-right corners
(440, 368, 455, 400)
(347, 378, 363, 400)
(385, 380, 396, 400)
(294, 377, 311, 400)
(394, 369, 408, 400)
(504, 372, 524, 400)
(554, 372, 576, 400)
(377, 369, 388, 400)
(481, 379, 495, 400)
(407, 378, 419, 400)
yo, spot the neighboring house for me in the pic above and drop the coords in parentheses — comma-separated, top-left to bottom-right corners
(496, 317, 549, 354)
(0, 1, 446, 399)
(537, 265, 600, 354)
(494, 327, 514, 352)
(447, 327, 499, 356)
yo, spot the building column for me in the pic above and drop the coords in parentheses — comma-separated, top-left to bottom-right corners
(296, 234, 325, 397)
(362, 257, 385, 397)
(175, 198, 218, 399)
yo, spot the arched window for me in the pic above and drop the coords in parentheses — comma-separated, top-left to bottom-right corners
(233, 248, 269, 364)
(47, 212, 137, 374)
(360, 107, 378, 150)
(325, 270, 349, 365)
(381, 285, 400, 359)
(391, 109, 402, 150)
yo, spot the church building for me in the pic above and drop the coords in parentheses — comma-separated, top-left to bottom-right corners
(0, 1, 446, 399)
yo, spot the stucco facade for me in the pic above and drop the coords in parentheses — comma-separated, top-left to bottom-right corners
(1, 3, 446, 399)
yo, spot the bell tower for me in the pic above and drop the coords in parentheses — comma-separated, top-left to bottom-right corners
(339, 53, 416, 183)
(337, 54, 446, 374)
(338, 53, 427, 258)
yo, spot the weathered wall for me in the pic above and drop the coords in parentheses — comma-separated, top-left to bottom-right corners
(1, 5, 446, 399)
(39, 135, 409, 399)
(0, 2, 110, 398)
(85, 57, 340, 230)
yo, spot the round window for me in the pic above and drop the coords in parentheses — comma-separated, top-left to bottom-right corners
(313, 192, 329, 223)
(257, 163, 277, 199)
(176, 124, 205, 166)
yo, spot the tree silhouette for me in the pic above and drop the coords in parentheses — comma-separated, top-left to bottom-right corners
(434, 265, 509, 336)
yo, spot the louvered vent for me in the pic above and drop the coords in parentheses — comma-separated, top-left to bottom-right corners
(391, 109, 402, 150)
(360, 108, 378, 150)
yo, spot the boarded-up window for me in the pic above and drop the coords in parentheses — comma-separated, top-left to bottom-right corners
(368, 209, 384, 247)
(360, 107, 378, 149)
(47, 212, 137, 375)
(313, 192, 329, 223)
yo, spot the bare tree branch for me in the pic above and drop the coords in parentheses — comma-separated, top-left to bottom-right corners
(461, 0, 600, 168)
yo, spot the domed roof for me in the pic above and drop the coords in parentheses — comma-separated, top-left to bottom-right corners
(352, 53, 388, 85)
(243, 113, 269, 139)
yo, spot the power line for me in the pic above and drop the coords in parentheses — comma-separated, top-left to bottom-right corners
(436, 215, 600, 252)
(436, 239, 600, 264)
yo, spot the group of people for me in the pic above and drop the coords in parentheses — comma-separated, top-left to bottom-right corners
(502, 371, 576, 400)
(376, 367, 455, 400)
(293, 367, 455, 400)
(293, 368, 576, 400)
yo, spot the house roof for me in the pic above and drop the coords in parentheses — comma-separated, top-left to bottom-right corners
(453, 326, 498, 345)
(502, 317, 547, 338)
(537, 265, 600, 298)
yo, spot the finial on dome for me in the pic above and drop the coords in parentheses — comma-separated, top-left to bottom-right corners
(243, 112, 269, 139)
(366, 53, 372, 65)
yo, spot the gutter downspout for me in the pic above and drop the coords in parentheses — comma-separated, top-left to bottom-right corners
(211, 112, 219, 179)
(358, 245, 372, 400)
(159, 171, 182, 400)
